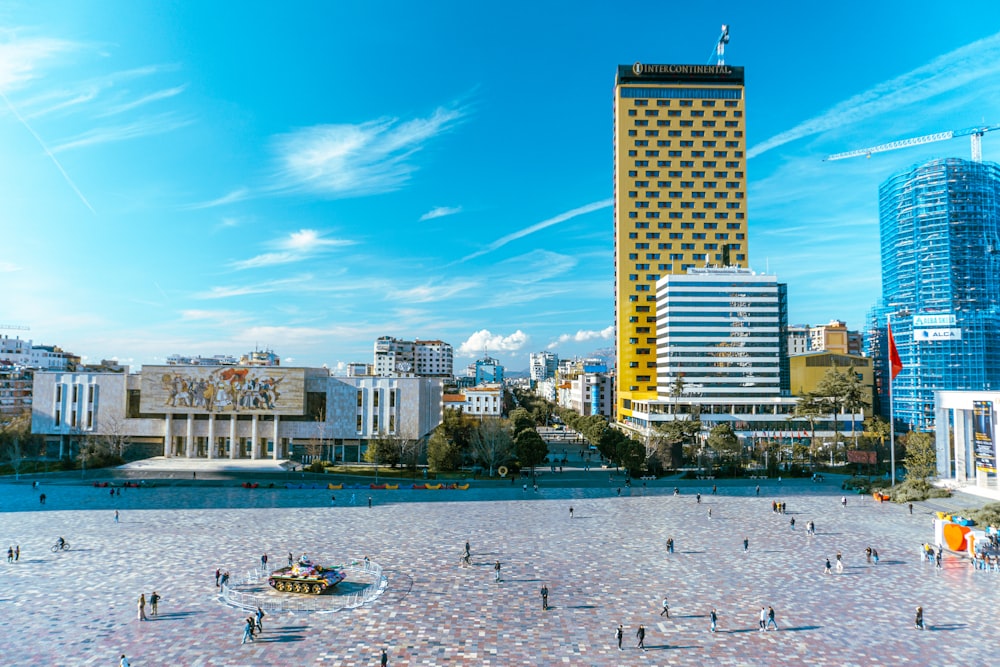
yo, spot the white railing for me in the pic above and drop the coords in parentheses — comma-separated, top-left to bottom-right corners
(221, 559, 386, 613)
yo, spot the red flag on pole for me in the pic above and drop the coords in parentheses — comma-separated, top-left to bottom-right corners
(888, 324, 903, 380)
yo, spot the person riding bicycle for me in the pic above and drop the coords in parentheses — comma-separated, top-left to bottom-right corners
(57, 537, 65, 549)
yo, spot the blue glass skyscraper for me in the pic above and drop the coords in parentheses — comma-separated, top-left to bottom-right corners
(873, 158, 1000, 431)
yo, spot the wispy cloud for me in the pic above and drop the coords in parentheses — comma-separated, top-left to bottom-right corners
(51, 113, 192, 152)
(459, 199, 612, 263)
(229, 229, 356, 270)
(99, 84, 187, 117)
(748, 31, 1000, 159)
(21, 64, 181, 118)
(457, 329, 529, 357)
(396, 280, 479, 303)
(272, 105, 466, 197)
(194, 276, 312, 299)
(184, 187, 252, 210)
(0, 261, 22, 272)
(547, 325, 614, 350)
(420, 205, 462, 221)
(0, 35, 76, 90)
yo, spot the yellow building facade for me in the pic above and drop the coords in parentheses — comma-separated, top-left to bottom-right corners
(613, 63, 748, 419)
(789, 352, 875, 417)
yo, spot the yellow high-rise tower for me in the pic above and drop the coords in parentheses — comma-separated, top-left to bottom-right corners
(614, 62, 748, 421)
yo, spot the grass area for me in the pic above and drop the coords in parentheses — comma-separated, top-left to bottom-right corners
(873, 479, 951, 503)
(960, 502, 1000, 528)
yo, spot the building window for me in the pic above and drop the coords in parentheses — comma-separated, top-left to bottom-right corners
(356, 415, 363, 432)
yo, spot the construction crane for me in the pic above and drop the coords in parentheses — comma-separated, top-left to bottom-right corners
(707, 24, 730, 66)
(826, 124, 1000, 163)
(0, 324, 30, 331)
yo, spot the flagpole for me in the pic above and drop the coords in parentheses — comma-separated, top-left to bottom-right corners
(888, 312, 896, 488)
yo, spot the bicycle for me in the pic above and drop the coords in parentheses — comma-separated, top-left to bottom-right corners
(51, 541, 70, 552)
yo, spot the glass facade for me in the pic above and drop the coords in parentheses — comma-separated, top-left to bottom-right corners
(873, 158, 1000, 430)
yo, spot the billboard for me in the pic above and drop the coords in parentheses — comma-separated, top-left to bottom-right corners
(913, 314, 956, 327)
(972, 400, 996, 473)
(140, 366, 306, 415)
(914, 328, 962, 341)
(847, 450, 877, 465)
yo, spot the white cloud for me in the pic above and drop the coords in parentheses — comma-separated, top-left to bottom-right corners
(457, 329, 529, 357)
(420, 205, 462, 221)
(272, 105, 466, 197)
(748, 31, 1000, 159)
(99, 84, 187, 116)
(185, 187, 251, 210)
(229, 229, 355, 270)
(459, 199, 612, 263)
(0, 261, 22, 272)
(396, 280, 479, 303)
(194, 276, 310, 299)
(547, 325, 614, 350)
(51, 113, 192, 153)
(0, 35, 76, 90)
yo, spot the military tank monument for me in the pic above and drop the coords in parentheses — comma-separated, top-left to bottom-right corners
(267, 554, 346, 594)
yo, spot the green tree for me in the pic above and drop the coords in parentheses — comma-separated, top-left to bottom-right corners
(793, 393, 826, 465)
(441, 408, 476, 453)
(515, 429, 548, 474)
(508, 408, 535, 437)
(649, 419, 701, 469)
(707, 423, 740, 465)
(364, 432, 402, 468)
(427, 430, 462, 472)
(902, 431, 936, 482)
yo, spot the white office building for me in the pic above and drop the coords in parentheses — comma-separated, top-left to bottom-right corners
(529, 352, 558, 382)
(374, 337, 453, 378)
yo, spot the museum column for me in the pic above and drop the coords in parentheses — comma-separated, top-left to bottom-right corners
(230, 417, 238, 459)
(273, 415, 281, 460)
(164, 413, 172, 457)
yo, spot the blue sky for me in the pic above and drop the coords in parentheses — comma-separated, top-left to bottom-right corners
(2, 1, 1000, 371)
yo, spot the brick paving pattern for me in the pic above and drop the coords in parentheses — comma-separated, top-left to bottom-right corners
(0, 479, 995, 665)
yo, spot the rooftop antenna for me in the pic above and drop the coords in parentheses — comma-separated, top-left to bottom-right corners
(708, 24, 730, 66)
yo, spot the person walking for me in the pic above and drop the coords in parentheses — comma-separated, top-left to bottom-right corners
(872, 548, 879, 565)
(836, 552, 844, 574)
(841, 496, 848, 509)
(935, 548, 943, 569)
(743, 537, 750, 553)
(766, 605, 778, 631)
(666, 537, 674, 554)
(708, 508, 712, 519)
(615, 624, 623, 650)
(149, 591, 160, 616)
(755, 485, 760, 496)
(288, 552, 294, 567)
(350, 493, 356, 505)
(261, 553, 268, 569)
(660, 597, 670, 617)
(241, 616, 255, 644)
(540, 584, 549, 610)
(569, 506, 574, 519)
(120, 655, 130, 667)
(710, 608, 718, 632)
(866, 546, 872, 564)
(636, 624, 646, 650)
(368, 496, 373, 508)
(14, 545, 18, 561)
(221, 570, 230, 587)
(712, 484, 718, 495)
(114, 510, 119, 524)
(758, 606, 766, 631)
(824, 558, 832, 575)
(909, 503, 914, 515)
(255, 606, 265, 632)
(914, 606, 925, 630)
(494, 560, 501, 583)
(137, 594, 147, 621)
(380, 647, 388, 666)
(6, 546, 11, 563)
(215, 568, 221, 587)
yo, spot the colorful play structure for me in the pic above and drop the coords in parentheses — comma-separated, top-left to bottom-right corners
(934, 512, 997, 556)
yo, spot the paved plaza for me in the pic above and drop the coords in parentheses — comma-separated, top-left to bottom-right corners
(0, 475, 996, 665)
